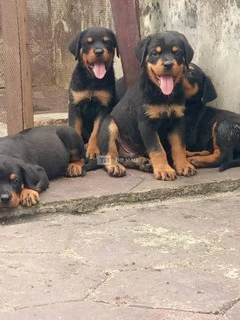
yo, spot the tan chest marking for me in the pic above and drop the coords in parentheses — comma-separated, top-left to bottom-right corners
(71, 89, 112, 106)
(145, 104, 185, 119)
(93, 90, 112, 106)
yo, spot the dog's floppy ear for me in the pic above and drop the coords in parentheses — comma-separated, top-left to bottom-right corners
(135, 35, 152, 67)
(184, 43, 194, 68)
(69, 31, 86, 61)
(179, 34, 194, 68)
(110, 31, 120, 58)
(202, 75, 217, 104)
(21, 163, 49, 191)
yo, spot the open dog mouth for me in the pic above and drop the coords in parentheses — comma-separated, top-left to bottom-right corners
(88, 62, 107, 79)
(156, 74, 174, 95)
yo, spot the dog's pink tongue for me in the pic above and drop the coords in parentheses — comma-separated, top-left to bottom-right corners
(159, 75, 174, 95)
(93, 62, 106, 79)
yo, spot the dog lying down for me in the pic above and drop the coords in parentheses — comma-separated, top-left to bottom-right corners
(0, 125, 86, 209)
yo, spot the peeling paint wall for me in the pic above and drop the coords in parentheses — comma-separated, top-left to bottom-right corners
(140, 0, 240, 112)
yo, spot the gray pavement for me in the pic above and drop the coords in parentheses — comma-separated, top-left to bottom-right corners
(0, 167, 240, 319)
(0, 189, 240, 319)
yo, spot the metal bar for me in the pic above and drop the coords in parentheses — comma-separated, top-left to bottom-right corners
(110, 0, 141, 88)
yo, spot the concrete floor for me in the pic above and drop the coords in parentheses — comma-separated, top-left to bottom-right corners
(0, 189, 240, 319)
(1, 165, 240, 319)
(1, 167, 240, 220)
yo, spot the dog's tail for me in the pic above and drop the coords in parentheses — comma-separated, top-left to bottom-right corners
(219, 159, 240, 172)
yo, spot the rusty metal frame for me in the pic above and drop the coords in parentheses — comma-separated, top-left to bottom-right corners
(110, 0, 141, 88)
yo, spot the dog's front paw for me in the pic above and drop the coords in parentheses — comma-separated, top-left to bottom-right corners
(105, 163, 126, 177)
(153, 165, 177, 181)
(20, 189, 40, 207)
(136, 157, 153, 173)
(66, 160, 85, 177)
(86, 145, 100, 160)
(175, 161, 197, 176)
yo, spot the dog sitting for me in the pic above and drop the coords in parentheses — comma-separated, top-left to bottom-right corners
(0, 126, 85, 208)
(68, 27, 119, 159)
(183, 63, 240, 171)
(98, 31, 196, 180)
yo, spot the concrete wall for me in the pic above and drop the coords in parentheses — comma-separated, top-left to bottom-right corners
(139, 0, 240, 113)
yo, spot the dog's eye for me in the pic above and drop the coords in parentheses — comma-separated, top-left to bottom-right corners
(103, 38, 111, 45)
(11, 177, 20, 184)
(151, 51, 160, 57)
(188, 69, 194, 75)
(174, 50, 183, 57)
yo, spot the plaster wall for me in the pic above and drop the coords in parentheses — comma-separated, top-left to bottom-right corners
(140, 0, 240, 112)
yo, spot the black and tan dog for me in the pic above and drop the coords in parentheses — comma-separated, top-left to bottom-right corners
(183, 63, 240, 171)
(98, 31, 196, 180)
(68, 27, 119, 159)
(0, 126, 85, 208)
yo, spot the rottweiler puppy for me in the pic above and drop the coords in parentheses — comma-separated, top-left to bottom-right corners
(68, 27, 119, 160)
(0, 126, 85, 208)
(98, 31, 196, 180)
(183, 63, 240, 171)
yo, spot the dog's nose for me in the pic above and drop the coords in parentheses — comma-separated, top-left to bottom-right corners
(164, 61, 173, 70)
(94, 48, 104, 57)
(0, 192, 12, 203)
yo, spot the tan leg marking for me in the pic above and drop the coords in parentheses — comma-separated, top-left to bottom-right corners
(186, 150, 211, 157)
(86, 119, 101, 159)
(105, 120, 126, 177)
(147, 133, 176, 180)
(168, 132, 196, 176)
(74, 117, 82, 137)
(187, 123, 221, 167)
